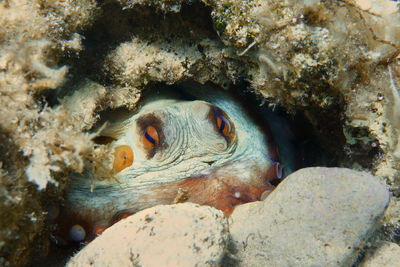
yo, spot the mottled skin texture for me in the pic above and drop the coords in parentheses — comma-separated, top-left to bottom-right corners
(56, 88, 282, 243)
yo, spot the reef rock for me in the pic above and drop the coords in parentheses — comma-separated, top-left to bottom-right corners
(361, 242, 400, 267)
(67, 203, 229, 267)
(229, 167, 390, 266)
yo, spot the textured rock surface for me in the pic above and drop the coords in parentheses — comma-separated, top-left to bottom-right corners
(361, 242, 400, 267)
(229, 167, 390, 266)
(67, 203, 229, 267)
(0, 1, 98, 265)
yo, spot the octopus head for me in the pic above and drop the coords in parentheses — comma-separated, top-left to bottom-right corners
(53, 88, 284, 244)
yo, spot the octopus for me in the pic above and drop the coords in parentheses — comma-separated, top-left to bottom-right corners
(53, 85, 287, 244)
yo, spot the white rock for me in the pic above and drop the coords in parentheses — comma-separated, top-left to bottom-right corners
(229, 167, 390, 267)
(361, 242, 400, 267)
(67, 203, 229, 267)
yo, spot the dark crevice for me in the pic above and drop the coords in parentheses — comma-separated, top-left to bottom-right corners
(230, 82, 335, 173)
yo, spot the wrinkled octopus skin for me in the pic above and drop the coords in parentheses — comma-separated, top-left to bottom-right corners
(54, 87, 284, 244)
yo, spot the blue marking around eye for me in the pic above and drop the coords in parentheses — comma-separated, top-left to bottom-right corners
(145, 131, 156, 144)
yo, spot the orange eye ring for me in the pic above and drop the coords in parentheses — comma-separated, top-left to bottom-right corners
(113, 145, 133, 173)
(142, 125, 159, 149)
(216, 115, 230, 136)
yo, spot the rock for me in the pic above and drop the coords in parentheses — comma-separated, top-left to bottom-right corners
(361, 242, 400, 267)
(67, 203, 229, 267)
(229, 167, 390, 267)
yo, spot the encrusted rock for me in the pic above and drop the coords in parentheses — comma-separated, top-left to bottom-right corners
(361, 242, 400, 267)
(67, 203, 229, 267)
(229, 167, 390, 266)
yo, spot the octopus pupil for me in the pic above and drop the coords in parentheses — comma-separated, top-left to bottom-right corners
(217, 114, 229, 134)
(145, 131, 156, 145)
(219, 118, 225, 133)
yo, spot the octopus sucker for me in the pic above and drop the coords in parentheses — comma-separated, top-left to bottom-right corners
(53, 84, 293, 244)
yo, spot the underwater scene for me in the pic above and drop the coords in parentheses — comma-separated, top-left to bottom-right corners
(0, 0, 400, 266)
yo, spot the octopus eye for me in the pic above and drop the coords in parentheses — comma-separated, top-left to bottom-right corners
(113, 145, 134, 173)
(142, 125, 159, 149)
(216, 114, 231, 136)
(208, 106, 235, 144)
